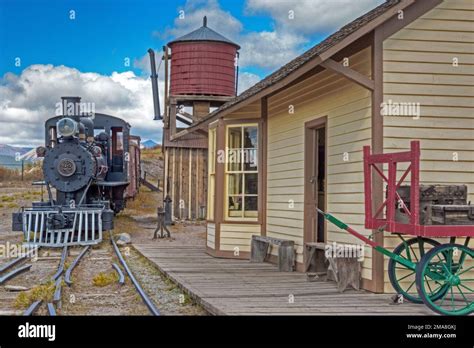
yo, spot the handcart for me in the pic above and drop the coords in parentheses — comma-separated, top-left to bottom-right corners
(318, 141, 473, 315)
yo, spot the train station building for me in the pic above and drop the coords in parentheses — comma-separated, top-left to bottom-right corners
(167, 0, 473, 292)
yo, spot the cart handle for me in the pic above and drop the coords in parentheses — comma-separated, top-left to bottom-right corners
(316, 207, 416, 270)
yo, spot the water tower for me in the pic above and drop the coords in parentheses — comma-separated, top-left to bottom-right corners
(160, 16, 240, 221)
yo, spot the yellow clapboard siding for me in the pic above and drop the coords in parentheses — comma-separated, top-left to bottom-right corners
(330, 117, 372, 137)
(389, 28, 474, 42)
(384, 83, 474, 97)
(267, 170, 304, 181)
(328, 139, 372, 155)
(268, 96, 371, 135)
(267, 195, 304, 203)
(267, 215, 304, 229)
(220, 223, 261, 233)
(384, 148, 474, 161)
(384, 61, 473, 75)
(406, 18, 474, 32)
(384, 38, 474, 53)
(268, 153, 303, 166)
(265, 209, 304, 220)
(328, 193, 366, 203)
(384, 72, 474, 86)
(267, 177, 304, 188)
(268, 145, 304, 160)
(384, 137, 474, 150)
(423, 8, 474, 21)
(207, 223, 215, 249)
(327, 183, 365, 194)
(385, 50, 474, 64)
(437, 0, 474, 10)
(384, 116, 474, 129)
(383, 94, 473, 107)
(266, 185, 305, 196)
(268, 161, 305, 174)
(384, 126, 474, 140)
(220, 243, 250, 252)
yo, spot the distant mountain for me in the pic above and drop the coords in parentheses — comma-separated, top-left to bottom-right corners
(0, 144, 35, 168)
(141, 139, 159, 149)
(0, 144, 33, 157)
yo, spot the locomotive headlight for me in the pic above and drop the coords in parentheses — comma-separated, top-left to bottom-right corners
(57, 118, 78, 137)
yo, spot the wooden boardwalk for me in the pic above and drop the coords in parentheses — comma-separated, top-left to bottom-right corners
(133, 244, 433, 315)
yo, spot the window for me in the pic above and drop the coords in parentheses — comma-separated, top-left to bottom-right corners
(226, 124, 258, 219)
(207, 128, 216, 220)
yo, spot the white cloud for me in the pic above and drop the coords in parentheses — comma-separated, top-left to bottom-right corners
(239, 30, 306, 70)
(0, 65, 162, 147)
(159, 0, 242, 44)
(156, 0, 308, 72)
(245, 0, 385, 34)
(237, 72, 261, 95)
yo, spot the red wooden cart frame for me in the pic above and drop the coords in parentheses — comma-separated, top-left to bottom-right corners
(363, 140, 474, 238)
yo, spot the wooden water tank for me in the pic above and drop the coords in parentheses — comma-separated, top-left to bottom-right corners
(168, 17, 240, 97)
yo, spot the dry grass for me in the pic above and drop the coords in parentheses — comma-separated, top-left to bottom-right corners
(141, 145, 162, 161)
(14, 281, 56, 309)
(124, 188, 159, 215)
(92, 271, 119, 287)
(0, 165, 43, 182)
(0, 195, 15, 202)
(113, 215, 137, 235)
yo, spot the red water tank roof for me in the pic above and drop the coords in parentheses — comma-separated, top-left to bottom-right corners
(168, 16, 240, 49)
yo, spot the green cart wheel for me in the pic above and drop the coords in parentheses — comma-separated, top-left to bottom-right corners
(416, 243, 474, 316)
(388, 237, 447, 303)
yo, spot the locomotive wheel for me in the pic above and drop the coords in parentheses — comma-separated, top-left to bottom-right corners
(416, 243, 473, 316)
(388, 237, 447, 304)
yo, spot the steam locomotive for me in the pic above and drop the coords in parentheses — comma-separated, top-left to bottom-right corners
(12, 97, 140, 247)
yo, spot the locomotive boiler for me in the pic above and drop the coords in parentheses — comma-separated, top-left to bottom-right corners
(12, 97, 137, 247)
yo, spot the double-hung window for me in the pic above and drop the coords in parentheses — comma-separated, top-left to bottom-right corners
(207, 127, 217, 220)
(225, 124, 258, 220)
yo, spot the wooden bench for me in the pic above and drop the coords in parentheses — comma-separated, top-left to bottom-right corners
(250, 235, 295, 272)
(304, 242, 327, 281)
(305, 242, 362, 292)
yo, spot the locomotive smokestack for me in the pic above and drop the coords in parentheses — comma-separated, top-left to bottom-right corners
(148, 49, 162, 121)
(61, 96, 82, 117)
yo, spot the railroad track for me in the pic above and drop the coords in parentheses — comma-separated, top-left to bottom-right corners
(111, 236, 160, 316)
(0, 237, 160, 316)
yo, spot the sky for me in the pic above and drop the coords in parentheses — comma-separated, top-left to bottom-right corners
(0, 0, 384, 147)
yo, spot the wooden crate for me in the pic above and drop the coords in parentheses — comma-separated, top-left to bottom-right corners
(431, 205, 474, 225)
(395, 185, 467, 224)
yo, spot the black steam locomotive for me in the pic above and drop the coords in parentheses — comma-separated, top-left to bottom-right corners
(12, 97, 135, 247)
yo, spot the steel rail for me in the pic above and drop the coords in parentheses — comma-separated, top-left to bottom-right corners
(64, 246, 90, 286)
(112, 263, 125, 285)
(52, 246, 68, 281)
(111, 237, 160, 315)
(53, 276, 62, 305)
(0, 255, 27, 274)
(0, 264, 32, 285)
(23, 300, 42, 316)
(0, 246, 39, 275)
(47, 302, 56, 316)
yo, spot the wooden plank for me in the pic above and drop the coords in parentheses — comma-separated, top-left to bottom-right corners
(321, 58, 375, 91)
(131, 244, 434, 315)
